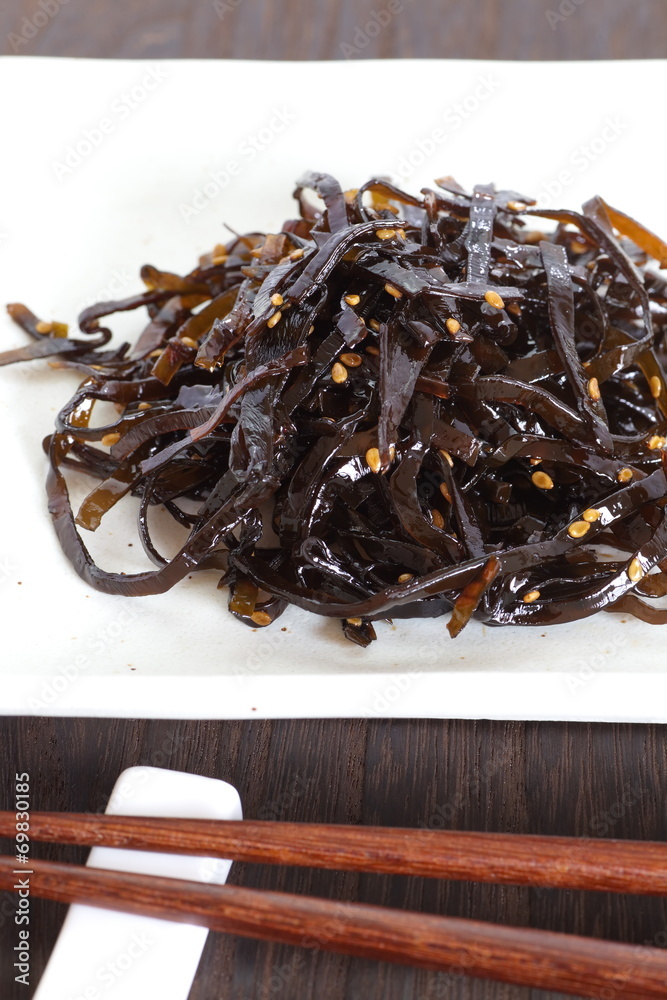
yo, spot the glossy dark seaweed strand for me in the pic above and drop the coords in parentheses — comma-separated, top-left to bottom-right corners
(3, 173, 667, 643)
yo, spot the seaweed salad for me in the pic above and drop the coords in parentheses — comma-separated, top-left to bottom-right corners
(3, 171, 667, 646)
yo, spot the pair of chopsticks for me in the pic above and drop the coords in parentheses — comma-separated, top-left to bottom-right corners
(1, 813, 666, 999)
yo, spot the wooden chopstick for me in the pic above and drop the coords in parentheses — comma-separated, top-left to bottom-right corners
(1, 811, 665, 894)
(1, 855, 665, 1000)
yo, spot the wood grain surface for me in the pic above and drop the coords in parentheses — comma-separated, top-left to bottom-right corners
(1, 718, 667, 1000)
(8, 812, 667, 896)
(6, 855, 667, 999)
(1, 3, 667, 999)
(1, 0, 667, 60)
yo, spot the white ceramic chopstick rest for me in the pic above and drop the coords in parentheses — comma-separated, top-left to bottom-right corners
(33, 766, 242, 1000)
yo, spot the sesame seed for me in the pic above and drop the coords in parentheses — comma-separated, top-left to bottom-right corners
(571, 240, 588, 255)
(397, 573, 413, 583)
(568, 520, 591, 539)
(628, 558, 644, 583)
(270, 293, 284, 307)
(507, 303, 522, 317)
(440, 450, 454, 467)
(364, 444, 392, 476)
(582, 508, 601, 522)
(588, 377, 601, 401)
(484, 290, 505, 310)
(35, 320, 53, 334)
(531, 470, 554, 490)
(431, 509, 445, 529)
(618, 468, 634, 483)
(179, 337, 199, 349)
(397, 229, 407, 240)
(289, 248, 305, 260)
(649, 376, 662, 399)
(149, 349, 163, 358)
(212, 254, 228, 266)
(101, 432, 121, 447)
(365, 447, 381, 473)
(267, 310, 282, 328)
(445, 318, 461, 335)
(523, 231, 548, 245)
(308, 325, 315, 336)
(369, 319, 381, 332)
(331, 362, 348, 384)
(530, 458, 542, 466)
(376, 228, 397, 240)
(648, 436, 666, 450)
(523, 589, 541, 603)
(251, 611, 272, 626)
(345, 294, 361, 307)
(340, 352, 362, 367)
(346, 617, 362, 626)
(508, 200, 527, 212)
(439, 482, 452, 503)
(366, 345, 380, 355)
(384, 283, 403, 299)
(137, 402, 151, 411)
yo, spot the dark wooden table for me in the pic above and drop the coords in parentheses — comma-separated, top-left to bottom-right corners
(2, 3, 667, 998)
(1, 0, 666, 60)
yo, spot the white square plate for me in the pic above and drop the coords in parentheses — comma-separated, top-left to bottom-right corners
(1, 56, 666, 722)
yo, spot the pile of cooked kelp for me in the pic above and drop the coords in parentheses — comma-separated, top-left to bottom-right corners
(4, 171, 667, 645)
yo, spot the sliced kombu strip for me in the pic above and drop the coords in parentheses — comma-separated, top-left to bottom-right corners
(4, 172, 667, 644)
